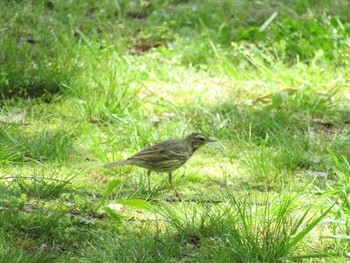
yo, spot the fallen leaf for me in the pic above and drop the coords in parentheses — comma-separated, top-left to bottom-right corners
(134, 42, 162, 52)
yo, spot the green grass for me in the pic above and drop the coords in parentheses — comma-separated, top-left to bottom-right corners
(159, 192, 335, 262)
(1, 0, 350, 261)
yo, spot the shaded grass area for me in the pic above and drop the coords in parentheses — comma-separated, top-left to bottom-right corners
(1, 0, 350, 262)
(0, 209, 92, 262)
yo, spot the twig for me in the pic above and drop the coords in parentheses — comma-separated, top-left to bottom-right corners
(0, 176, 70, 183)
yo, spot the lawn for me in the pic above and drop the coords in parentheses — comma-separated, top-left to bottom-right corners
(1, 0, 350, 262)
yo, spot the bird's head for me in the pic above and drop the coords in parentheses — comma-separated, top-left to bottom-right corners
(186, 133, 216, 151)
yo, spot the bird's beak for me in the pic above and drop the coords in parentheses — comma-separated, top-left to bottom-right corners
(207, 138, 217, 143)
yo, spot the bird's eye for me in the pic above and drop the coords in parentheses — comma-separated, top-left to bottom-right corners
(199, 137, 206, 142)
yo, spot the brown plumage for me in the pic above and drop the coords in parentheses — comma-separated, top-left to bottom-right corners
(104, 133, 216, 190)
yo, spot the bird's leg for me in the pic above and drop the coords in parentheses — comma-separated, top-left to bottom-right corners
(168, 172, 181, 198)
(147, 169, 151, 192)
(168, 172, 172, 185)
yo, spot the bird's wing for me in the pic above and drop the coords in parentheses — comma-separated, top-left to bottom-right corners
(128, 140, 192, 163)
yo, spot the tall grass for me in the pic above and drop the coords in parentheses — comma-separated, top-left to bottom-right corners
(0, 0, 350, 261)
(159, 192, 334, 262)
(0, 126, 78, 164)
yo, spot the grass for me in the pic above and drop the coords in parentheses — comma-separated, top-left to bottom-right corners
(1, 0, 350, 261)
(159, 192, 335, 262)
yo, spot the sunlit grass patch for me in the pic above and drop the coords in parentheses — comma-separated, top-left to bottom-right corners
(0, 125, 79, 165)
(6, 170, 74, 200)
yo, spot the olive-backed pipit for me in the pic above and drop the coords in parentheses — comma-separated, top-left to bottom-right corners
(104, 133, 216, 190)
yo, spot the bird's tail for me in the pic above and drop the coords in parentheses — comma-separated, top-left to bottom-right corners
(103, 159, 132, 168)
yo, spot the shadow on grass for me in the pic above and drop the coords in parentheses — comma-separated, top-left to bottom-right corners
(0, 208, 94, 262)
(0, 34, 77, 101)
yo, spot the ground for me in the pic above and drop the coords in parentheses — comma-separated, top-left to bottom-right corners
(1, 0, 350, 262)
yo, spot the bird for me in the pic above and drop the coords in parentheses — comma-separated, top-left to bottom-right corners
(104, 133, 216, 191)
